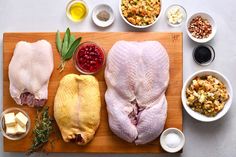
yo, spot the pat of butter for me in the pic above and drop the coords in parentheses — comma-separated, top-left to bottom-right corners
(15, 123, 26, 134)
(15, 112, 28, 127)
(6, 126, 17, 135)
(4, 112, 16, 127)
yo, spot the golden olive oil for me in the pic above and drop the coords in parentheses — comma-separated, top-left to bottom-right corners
(66, 0, 88, 22)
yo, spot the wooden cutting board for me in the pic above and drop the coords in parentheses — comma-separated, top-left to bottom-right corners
(3, 32, 183, 153)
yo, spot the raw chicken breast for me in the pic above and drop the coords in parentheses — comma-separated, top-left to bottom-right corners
(105, 41, 169, 144)
(8, 40, 54, 107)
(54, 74, 101, 145)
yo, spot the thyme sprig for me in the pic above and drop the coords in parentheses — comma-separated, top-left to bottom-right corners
(27, 106, 53, 155)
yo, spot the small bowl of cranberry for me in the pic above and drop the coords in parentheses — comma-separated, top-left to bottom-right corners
(73, 41, 105, 74)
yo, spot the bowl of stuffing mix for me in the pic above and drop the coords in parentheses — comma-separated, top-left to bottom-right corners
(182, 70, 233, 122)
(119, 0, 162, 28)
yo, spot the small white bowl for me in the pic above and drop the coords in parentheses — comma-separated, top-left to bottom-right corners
(92, 4, 115, 27)
(182, 70, 233, 122)
(0, 107, 31, 140)
(160, 128, 185, 153)
(186, 12, 217, 43)
(119, 0, 162, 28)
(165, 4, 187, 27)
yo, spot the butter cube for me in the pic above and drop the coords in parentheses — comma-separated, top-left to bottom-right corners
(15, 112, 28, 127)
(6, 126, 17, 135)
(15, 123, 26, 134)
(4, 112, 16, 127)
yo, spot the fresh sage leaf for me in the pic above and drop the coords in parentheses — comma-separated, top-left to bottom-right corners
(56, 30, 62, 54)
(56, 27, 82, 72)
(69, 34, 75, 48)
(63, 37, 82, 61)
(61, 28, 70, 57)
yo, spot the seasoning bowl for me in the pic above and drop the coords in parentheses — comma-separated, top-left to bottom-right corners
(186, 12, 217, 43)
(0, 107, 31, 140)
(66, 0, 89, 22)
(165, 4, 187, 27)
(192, 44, 215, 66)
(182, 70, 233, 122)
(92, 4, 115, 27)
(119, 0, 162, 29)
(73, 41, 105, 75)
(160, 128, 185, 153)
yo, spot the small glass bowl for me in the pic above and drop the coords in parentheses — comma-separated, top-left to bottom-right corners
(0, 107, 31, 140)
(73, 41, 106, 74)
(166, 4, 187, 27)
(192, 44, 215, 66)
(66, 0, 89, 22)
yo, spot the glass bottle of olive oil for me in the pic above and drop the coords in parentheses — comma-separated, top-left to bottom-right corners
(66, 0, 88, 22)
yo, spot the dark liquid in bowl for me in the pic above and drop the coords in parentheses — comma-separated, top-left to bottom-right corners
(193, 45, 214, 64)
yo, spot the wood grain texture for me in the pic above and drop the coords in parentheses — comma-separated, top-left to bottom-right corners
(3, 32, 183, 153)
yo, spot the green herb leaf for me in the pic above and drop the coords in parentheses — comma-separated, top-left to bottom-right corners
(56, 30, 62, 54)
(56, 27, 82, 72)
(63, 37, 82, 61)
(69, 34, 75, 48)
(61, 28, 71, 57)
(27, 106, 53, 155)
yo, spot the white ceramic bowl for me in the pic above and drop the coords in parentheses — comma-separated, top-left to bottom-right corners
(160, 128, 185, 153)
(182, 70, 233, 122)
(92, 4, 115, 27)
(165, 4, 187, 27)
(119, 0, 162, 28)
(186, 12, 217, 43)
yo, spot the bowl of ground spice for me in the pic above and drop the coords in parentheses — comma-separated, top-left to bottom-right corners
(186, 12, 217, 43)
(92, 4, 115, 28)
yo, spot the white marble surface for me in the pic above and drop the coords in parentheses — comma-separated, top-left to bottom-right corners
(0, 0, 236, 156)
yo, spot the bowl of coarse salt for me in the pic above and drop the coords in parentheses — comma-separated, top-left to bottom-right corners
(160, 128, 185, 153)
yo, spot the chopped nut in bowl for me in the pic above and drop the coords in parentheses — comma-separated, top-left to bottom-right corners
(186, 12, 217, 43)
(182, 70, 233, 122)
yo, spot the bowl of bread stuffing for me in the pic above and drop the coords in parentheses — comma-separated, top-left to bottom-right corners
(119, 0, 162, 28)
(182, 70, 233, 122)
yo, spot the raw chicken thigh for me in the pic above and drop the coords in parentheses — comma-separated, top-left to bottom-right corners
(105, 41, 169, 145)
(8, 40, 54, 107)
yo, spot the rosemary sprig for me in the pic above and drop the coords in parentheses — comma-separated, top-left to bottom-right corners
(56, 28, 82, 72)
(27, 106, 53, 155)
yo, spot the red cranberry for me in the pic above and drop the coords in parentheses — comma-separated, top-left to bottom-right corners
(75, 42, 105, 73)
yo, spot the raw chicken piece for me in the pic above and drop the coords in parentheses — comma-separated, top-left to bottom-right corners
(54, 74, 101, 145)
(8, 40, 54, 107)
(105, 41, 169, 144)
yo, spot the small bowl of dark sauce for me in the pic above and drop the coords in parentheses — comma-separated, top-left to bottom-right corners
(193, 44, 215, 66)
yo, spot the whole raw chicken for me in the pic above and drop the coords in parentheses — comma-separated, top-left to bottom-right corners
(54, 74, 101, 145)
(8, 40, 54, 107)
(105, 41, 169, 145)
